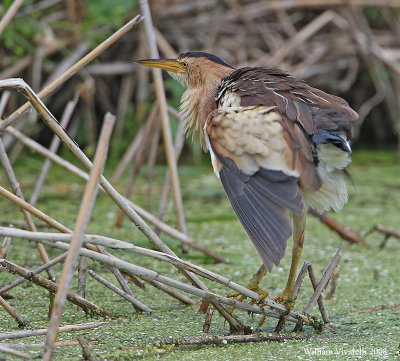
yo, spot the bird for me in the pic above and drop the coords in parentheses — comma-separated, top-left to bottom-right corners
(137, 51, 357, 306)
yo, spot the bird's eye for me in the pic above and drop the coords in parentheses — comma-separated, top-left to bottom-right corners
(182, 61, 188, 68)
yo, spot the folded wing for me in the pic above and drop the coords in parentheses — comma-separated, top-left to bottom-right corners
(206, 106, 304, 271)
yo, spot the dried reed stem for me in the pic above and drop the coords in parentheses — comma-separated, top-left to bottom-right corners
(5, 125, 225, 262)
(0, 295, 27, 328)
(29, 94, 79, 207)
(0, 259, 112, 318)
(139, 0, 188, 243)
(0, 15, 143, 131)
(0, 321, 108, 340)
(0, 138, 57, 281)
(44, 113, 115, 360)
(0, 253, 67, 295)
(88, 269, 152, 313)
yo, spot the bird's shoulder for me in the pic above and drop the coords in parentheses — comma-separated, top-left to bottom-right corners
(217, 66, 358, 137)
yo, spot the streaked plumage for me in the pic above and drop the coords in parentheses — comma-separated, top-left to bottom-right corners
(137, 52, 357, 298)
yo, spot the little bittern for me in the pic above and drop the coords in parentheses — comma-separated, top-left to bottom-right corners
(137, 52, 357, 304)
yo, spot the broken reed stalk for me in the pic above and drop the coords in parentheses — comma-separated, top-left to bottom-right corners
(0, 253, 67, 295)
(88, 269, 152, 313)
(44, 113, 115, 360)
(0, 259, 112, 318)
(0, 15, 143, 131)
(0, 199, 197, 306)
(29, 94, 79, 207)
(0, 227, 276, 309)
(309, 209, 365, 245)
(4, 124, 225, 263)
(139, 0, 188, 245)
(36, 239, 321, 330)
(0, 321, 109, 340)
(294, 250, 341, 331)
(0, 295, 27, 328)
(132, 332, 330, 350)
(95, 245, 142, 308)
(0, 138, 57, 282)
(367, 224, 400, 249)
(76, 336, 96, 361)
(143, 278, 195, 306)
(307, 265, 330, 324)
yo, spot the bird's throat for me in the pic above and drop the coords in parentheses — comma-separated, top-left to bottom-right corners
(180, 87, 217, 149)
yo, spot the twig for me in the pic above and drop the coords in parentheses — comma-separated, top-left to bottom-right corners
(0, 90, 11, 116)
(366, 224, 400, 249)
(0, 138, 57, 281)
(0, 231, 13, 259)
(131, 332, 329, 349)
(304, 251, 341, 314)
(0, 227, 269, 308)
(294, 250, 341, 331)
(115, 109, 158, 227)
(37, 238, 322, 330)
(0, 15, 143, 131)
(77, 255, 88, 299)
(88, 269, 152, 313)
(29, 93, 79, 207)
(0, 321, 109, 340)
(309, 209, 366, 246)
(0, 345, 31, 360)
(342, 303, 400, 317)
(0, 259, 112, 318)
(325, 266, 340, 300)
(0, 253, 67, 296)
(0, 0, 25, 35)
(143, 278, 195, 306)
(44, 113, 115, 360)
(155, 107, 186, 234)
(0, 295, 27, 328)
(77, 336, 97, 361)
(307, 265, 330, 324)
(111, 105, 157, 184)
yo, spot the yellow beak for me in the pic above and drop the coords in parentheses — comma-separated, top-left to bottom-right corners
(135, 58, 184, 73)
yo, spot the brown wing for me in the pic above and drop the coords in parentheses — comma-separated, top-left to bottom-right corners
(217, 67, 358, 191)
(206, 106, 304, 271)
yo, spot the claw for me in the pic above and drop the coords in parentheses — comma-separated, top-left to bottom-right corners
(274, 291, 296, 310)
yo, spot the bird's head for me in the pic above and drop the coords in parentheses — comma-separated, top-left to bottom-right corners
(136, 51, 235, 88)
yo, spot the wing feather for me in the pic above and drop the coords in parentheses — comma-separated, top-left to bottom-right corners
(217, 153, 303, 271)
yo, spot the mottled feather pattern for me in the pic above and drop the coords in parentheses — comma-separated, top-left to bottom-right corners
(216, 67, 357, 192)
(206, 106, 298, 177)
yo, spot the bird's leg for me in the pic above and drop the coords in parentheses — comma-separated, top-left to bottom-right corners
(227, 264, 268, 300)
(274, 210, 307, 306)
(227, 264, 269, 317)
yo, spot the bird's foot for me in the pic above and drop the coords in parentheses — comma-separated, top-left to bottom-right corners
(273, 290, 296, 310)
(227, 283, 269, 314)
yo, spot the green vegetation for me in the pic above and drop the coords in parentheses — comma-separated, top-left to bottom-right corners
(0, 150, 399, 360)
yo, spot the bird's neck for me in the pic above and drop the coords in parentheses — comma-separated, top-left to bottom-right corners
(180, 69, 234, 149)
